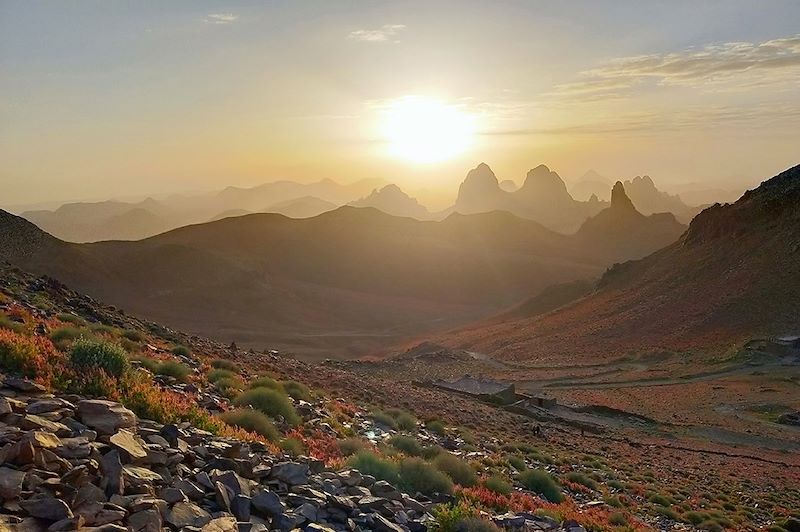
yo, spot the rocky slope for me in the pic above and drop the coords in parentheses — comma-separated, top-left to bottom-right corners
(437, 164, 800, 363)
(349, 185, 431, 220)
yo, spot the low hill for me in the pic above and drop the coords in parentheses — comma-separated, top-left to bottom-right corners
(349, 184, 431, 219)
(1, 207, 617, 359)
(266, 196, 338, 218)
(437, 164, 800, 363)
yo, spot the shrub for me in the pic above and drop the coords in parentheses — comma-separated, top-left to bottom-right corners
(421, 445, 444, 460)
(566, 471, 597, 490)
(281, 380, 312, 401)
(234, 388, 300, 425)
(0, 330, 41, 377)
(155, 360, 191, 381)
(338, 437, 368, 456)
(426, 419, 446, 435)
(452, 518, 501, 532)
(507, 455, 526, 471)
(70, 338, 129, 378)
(390, 435, 423, 456)
(518, 469, 563, 503)
(280, 437, 305, 457)
(434, 453, 477, 487)
(484, 475, 512, 495)
(211, 359, 239, 372)
(119, 338, 142, 354)
(386, 408, 418, 431)
(0, 314, 26, 333)
(131, 356, 160, 373)
(208, 368, 237, 383)
(684, 512, 706, 525)
(399, 457, 453, 496)
(347, 451, 399, 484)
(57, 313, 85, 326)
(648, 493, 673, 506)
(214, 377, 244, 397)
(50, 327, 84, 344)
(220, 408, 279, 441)
(609, 512, 628, 526)
(371, 410, 398, 429)
(430, 503, 477, 532)
(121, 330, 144, 342)
(249, 375, 284, 391)
(89, 323, 116, 336)
(171, 345, 191, 357)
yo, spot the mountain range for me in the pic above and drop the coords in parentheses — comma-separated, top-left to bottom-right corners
(436, 164, 800, 363)
(0, 181, 684, 359)
(17, 163, 705, 243)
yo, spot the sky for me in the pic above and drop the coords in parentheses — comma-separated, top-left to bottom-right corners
(2, 0, 799, 208)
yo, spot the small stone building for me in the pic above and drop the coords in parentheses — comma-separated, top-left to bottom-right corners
(432, 376, 517, 404)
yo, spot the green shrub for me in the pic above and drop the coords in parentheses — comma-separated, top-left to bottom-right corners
(609, 512, 628, 526)
(220, 409, 279, 441)
(648, 493, 673, 506)
(399, 457, 453, 495)
(684, 511, 706, 525)
(234, 388, 300, 425)
(50, 327, 83, 343)
(119, 338, 142, 354)
(386, 408, 418, 431)
(450, 518, 500, 532)
(281, 380, 312, 401)
(70, 338, 129, 378)
(426, 419, 446, 435)
(434, 453, 477, 487)
(155, 360, 191, 381)
(280, 437, 305, 457)
(121, 330, 144, 342)
(249, 375, 284, 391)
(171, 345, 190, 357)
(655, 507, 680, 521)
(389, 435, 423, 456)
(0, 314, 26, 333)
(89, 323, 116, 335)
(484, 475, 512, 495)
(371, 410, 398, 429)
(430, 503, 476, 532)
(208, 368, 237, 383)
(507, 455, 526, 471)
(519, 469, 563, 503)
(131, 356, 160, 373)
(566, 471, 597, 490)
(338, 437, 368, 456)
(57, 313, 85, 326)
(347, 451, 399, 484)
(211, 359, 239, 372)
(214, 376, 244, 396)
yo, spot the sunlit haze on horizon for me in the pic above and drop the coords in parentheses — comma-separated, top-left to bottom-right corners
(1, 1, 799, 207)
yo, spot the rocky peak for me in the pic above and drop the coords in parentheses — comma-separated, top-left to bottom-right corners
(520, 164, 571, 200)
(462, 163, 499, 187)
(610, 181, 637, 211)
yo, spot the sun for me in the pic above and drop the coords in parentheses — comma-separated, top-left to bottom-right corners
(381, 96, 476, 163)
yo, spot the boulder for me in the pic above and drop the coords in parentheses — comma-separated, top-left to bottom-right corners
(0, 467, 26, 499)
(109, 429, 147, 459)
(165, 501, 212, 528)
(77, 400, 136, 435)
(20, 497, 73, 521)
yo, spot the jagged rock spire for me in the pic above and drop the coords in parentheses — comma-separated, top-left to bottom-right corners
(611, 181, 636, 211)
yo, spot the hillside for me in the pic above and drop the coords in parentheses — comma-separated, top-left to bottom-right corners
(437, 164, 800, 363)
(1, 207, 614, 359)
(349, 184, 431, 219)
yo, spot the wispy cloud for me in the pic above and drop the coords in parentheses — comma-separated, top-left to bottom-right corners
(554, 34, 800, 98)
(204, 13, 238, 25)
(347, 24, 406, 43)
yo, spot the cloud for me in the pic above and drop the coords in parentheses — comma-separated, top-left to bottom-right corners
(204, 13, 238, 25)
(555, 34, 800, 98)
(347, 24, 406, 43)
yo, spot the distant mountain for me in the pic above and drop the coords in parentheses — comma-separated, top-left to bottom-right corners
(623, 175, 702, 223)
(1, 206, 618, 359)
(21, 178, 385, 242)
(499, 180, 518, 192)
(436, 164, 800, 363)
(208, 209, 253, 222)
(575, 182, 686, 260)
(454, 163, 607, 233)
(266, 196, 338, 218)
(350, 185, 431, 219)
(570, 170, 612, 201)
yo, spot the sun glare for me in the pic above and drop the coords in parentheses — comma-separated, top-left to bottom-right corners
(381, 96, 476, 163)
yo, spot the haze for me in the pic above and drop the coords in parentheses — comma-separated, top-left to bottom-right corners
(2, 0, 800, 208)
